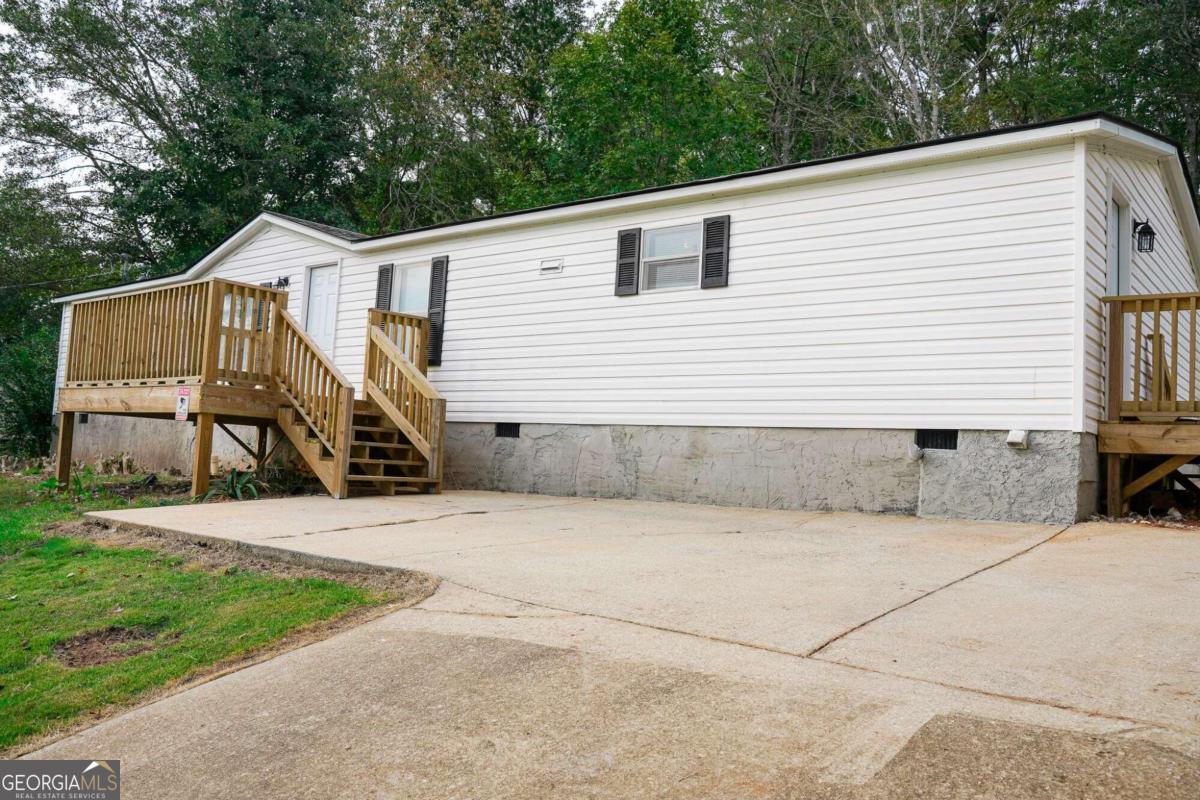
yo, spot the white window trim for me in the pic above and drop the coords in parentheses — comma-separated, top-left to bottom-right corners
(640, 222, 702, 293)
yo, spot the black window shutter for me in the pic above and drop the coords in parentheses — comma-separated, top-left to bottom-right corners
(427, 255, 449, 366)
(374, 263, 394, 311)
(701, 215, 731, 288)
(614, 228, 641, 296)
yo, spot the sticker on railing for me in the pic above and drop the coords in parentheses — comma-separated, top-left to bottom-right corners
(175, 387, 191, 421)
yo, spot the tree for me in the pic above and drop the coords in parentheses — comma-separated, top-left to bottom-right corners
(819, 0, 1035, 142)
(352, 0, 587, 231)
(0, 0, 364, 272)
(0, 178, 102, 457)
(716, 0, 870, 164)
(529, 0, 760, 206)
(0, 326, 57, 456)
(0, 178, 104, 343)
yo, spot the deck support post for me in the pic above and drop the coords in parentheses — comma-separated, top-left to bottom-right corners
(1106, 454, 1124, 517)
(55, 411, 75, 487)
(255, 423, 268, 471)
(191, 412, 214, 498)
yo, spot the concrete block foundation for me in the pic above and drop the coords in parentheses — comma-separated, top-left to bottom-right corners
(445, 423, 1098, 524)
(60, 415, 1099, 523)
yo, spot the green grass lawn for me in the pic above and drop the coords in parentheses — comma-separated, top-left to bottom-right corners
(0, 474, 385, 752)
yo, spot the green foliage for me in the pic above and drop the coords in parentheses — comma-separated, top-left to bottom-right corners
(1, 0, 364, 272)
(0, 474, 380, 750)
(521, 0, 760, 206)
(0, 327, 57, 458)
(0, 178, 104, 341)
(203, 468, 266, 501)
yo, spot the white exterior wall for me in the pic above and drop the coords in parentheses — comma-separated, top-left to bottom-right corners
(198, 227, 345, 327)
(53, 303, 71, 412)
(55, 143, 1086, 432)
(1080, 144, 1199, 432)
(332, 144, 1081, 431)
(58, 133, 1197, 437)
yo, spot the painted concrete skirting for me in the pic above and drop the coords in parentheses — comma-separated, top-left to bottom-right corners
(918, 430, 1098, 524)
(56, 414, 1097, 524)
(444, 423, 1098, 525)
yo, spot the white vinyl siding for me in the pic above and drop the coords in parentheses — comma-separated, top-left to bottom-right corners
(206, 227, 344, 324)
(55, 132, 1195, 437)
(1080, 145, 1199, 432)
(54, 303, 71, 412)
(329, 144, 1080, 431)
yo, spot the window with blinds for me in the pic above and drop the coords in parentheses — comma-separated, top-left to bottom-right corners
(641, 224, 701, 291)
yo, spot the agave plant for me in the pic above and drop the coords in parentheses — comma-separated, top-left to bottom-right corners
(203, 468, 266, 501)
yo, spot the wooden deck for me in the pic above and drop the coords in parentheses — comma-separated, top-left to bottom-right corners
(1100, 292, 1200, 514)
(56, 277, 444, 498)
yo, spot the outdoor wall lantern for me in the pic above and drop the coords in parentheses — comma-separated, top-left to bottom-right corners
(1133, 219, 1156, 253)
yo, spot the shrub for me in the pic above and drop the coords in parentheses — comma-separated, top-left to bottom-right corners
(0, 327, 57, 457)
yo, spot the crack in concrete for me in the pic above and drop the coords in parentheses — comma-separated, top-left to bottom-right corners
(391, 535, 578, 557)
(812, 656, 1184, 734)
(410, 606, 580, 621)
(416, 522, 1193, 737)
(803, 524, 1072, 658)
(259, 500, 589, 540)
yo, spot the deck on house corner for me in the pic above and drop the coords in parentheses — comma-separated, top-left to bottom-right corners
(55, 277, 445, 498)
(1100, 292, 1200, 514)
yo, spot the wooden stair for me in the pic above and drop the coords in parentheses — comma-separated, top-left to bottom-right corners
(344, 400, 438, 495)
(272, 306, 444, 499)
(275, 403, 341, 494)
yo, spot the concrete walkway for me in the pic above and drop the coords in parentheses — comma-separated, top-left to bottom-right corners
(33, 492, 1200, 798)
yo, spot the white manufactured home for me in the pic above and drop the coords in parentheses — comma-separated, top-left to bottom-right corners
(52, 113, 1200, 523)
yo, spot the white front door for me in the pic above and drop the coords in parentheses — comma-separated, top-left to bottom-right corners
(305, 265, 339, 354)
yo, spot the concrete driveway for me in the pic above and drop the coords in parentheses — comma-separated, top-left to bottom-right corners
(33, 492, 1200, 798)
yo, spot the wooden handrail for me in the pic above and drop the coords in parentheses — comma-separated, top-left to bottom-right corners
(368, 309, 430, 374)
(364, 325, 444, 481)
(274, 307, 355, 458)
(1105, 292, 1200, 421)
(64, 278, 286, 388)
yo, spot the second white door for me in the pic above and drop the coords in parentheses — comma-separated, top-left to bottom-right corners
(305, 265, 339, 354)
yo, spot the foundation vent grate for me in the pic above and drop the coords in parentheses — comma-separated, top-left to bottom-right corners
(495, 422, 521, 439)
(916, 429, 958, 450)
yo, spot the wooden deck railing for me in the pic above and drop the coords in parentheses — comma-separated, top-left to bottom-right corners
(62, 278, 442, 497)
(370, 309, 430, 374)
(274, 308, 356, 460)
(209, 281, 284, 387)
(65, 278, 286, 388)
(364, 323, 445, 483)
(1106, 292, 1200, 421)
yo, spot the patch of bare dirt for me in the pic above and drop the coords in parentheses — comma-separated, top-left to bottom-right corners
(54, 626, 162, 668)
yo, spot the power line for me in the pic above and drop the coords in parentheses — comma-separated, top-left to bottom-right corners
(0, 271, 123, 291)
